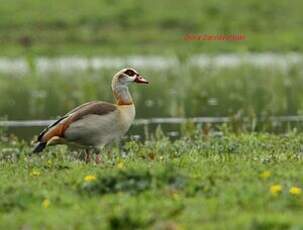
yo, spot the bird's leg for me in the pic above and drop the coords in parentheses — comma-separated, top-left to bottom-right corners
(94, 148, 102, 164)
(84, 149, 91, 163)
(95, 154, 101, 164)
(116, 139, 126, 157)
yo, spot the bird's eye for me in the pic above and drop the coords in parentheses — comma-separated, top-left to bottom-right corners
(124, 69, 136, 76)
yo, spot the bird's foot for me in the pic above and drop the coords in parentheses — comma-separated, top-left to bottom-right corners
(95, 154, 102, 164)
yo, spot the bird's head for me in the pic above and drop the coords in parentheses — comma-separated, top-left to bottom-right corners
(112, 68, 149, 89)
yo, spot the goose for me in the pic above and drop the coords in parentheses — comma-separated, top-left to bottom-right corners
(32, 68, 149, 161)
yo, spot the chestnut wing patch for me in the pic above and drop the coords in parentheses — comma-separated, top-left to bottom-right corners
(38, 101, 117, 143)
(37, 116, 68, 142)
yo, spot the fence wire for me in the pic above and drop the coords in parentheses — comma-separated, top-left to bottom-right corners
(1, 116, 303, 127)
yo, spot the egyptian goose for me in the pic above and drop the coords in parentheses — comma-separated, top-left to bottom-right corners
(33, 68, 148, 158)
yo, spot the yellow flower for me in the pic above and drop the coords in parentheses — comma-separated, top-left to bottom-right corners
(259, 170, 271, 180)
(289, 186, 301, 196)
(270, 184, 282, 196)
(42, 198, 50, 208)
(117, 161, 124, 169)
(171, 191, 179, 200)
(84, 175, 96, 182)
(30, 170, 41, 177)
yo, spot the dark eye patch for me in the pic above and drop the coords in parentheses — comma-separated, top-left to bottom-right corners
(124, 69, 136, 76)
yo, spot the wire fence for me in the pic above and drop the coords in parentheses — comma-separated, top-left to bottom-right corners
(1, 115, 303, 127)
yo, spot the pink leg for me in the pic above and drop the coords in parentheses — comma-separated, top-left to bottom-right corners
(95, 154, 102, 164)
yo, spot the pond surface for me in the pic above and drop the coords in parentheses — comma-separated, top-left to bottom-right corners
(0, 53, 302, 74)
(1, 53, 303, 140)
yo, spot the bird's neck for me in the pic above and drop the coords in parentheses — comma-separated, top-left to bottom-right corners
(113, 85, 133, 106)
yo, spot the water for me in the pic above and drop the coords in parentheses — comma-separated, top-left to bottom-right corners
(3, 115, 303, 141)
(1, 53, 303, 140)
(0, 53, 302, 74)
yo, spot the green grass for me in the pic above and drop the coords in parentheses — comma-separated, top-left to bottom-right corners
(1, 130, 303, 229)
(0, 0, 303, 56)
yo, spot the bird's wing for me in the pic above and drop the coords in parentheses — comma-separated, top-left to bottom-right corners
(37, 101, 117, 143)
(65, 101, 98, 115)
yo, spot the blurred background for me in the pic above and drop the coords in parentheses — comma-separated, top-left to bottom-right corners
(0, 0, 303, 139)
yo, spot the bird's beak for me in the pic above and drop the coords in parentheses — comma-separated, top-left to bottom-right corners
(134, 75, 149, 84)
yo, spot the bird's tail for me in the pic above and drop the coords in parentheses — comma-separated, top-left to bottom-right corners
(32, 142, 46, 153)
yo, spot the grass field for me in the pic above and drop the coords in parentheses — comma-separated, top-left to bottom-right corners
(0, 130, 303, 229)
(1, 1, 303, 229)
(0, 0, 303, 56)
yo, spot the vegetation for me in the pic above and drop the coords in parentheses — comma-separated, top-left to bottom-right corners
(1, 1, 302, 229)
(0, 130, 303, 229)
(0, 0, 302, 56)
